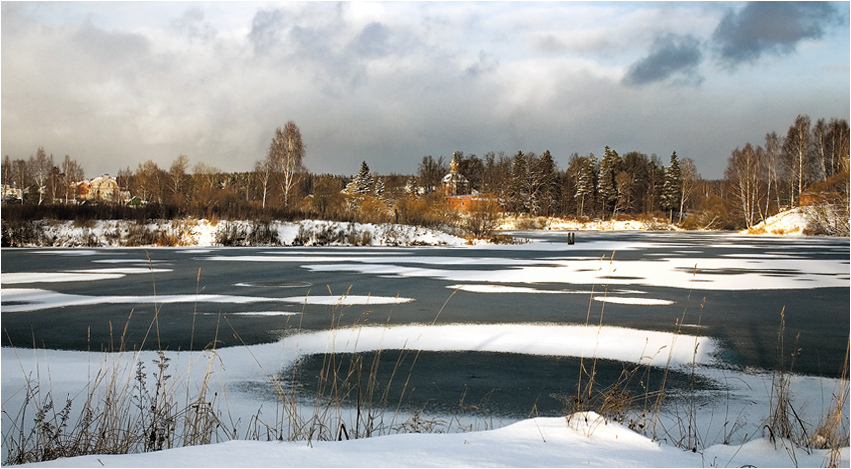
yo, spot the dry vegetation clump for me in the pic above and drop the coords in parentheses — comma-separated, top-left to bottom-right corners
(2, 347, 227, 465)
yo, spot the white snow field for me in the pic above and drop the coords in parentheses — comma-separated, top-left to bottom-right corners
(10, 413, 843, 468)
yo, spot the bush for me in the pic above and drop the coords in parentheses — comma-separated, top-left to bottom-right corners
(1, 219, 43, 247)
(462, 199, 501, 238)
(681, 195, 732, 230)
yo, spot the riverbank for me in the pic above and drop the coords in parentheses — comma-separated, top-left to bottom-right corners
(0, 218, 469, 248)
(2, 206, 839, 248)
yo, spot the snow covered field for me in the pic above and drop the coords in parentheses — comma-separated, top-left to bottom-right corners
(2, 230, 848, 467)
(12, 413, 843, 468)
(3, 324, 847, 467)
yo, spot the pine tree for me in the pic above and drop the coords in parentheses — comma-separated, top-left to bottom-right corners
(597, 146, 621, 216)
(661, 151, 683, 220)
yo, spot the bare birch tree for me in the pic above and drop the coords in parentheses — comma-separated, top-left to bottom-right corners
(268, 121, 306, 207)
(826, 118, 849, 179)
(763, 132, 783, 214)
(29, 147, 54, 205)
(725, 143, 764, 229)
(254, 152, 279, 209)
(782, 115, 812, 206)
(61, 155, 85, 203)
(678, 157, 698, 223)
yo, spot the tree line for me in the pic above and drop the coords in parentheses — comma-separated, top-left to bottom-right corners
(2, 116, 848, 234)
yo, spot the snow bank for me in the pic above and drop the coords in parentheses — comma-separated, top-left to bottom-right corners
(8, 219, 466, 247)
(14, 413, 845, 468)
(741, 207, 809, 235)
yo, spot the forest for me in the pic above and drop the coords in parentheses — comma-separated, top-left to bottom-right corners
(2, 115, 849, 236)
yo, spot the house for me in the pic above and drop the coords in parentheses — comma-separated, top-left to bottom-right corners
(73, 174, 130, 203)
(2, 184, 23, 201)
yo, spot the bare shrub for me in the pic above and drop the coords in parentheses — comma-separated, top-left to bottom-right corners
(246, 218, 280, 246)
(462, 199, 501, 238)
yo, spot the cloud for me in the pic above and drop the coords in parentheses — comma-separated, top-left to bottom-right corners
(465, 50, 499, 77)
(351, 21, 391, 58)
(622, 34, 703, 86)
(712, 1, 843, 67)
(248, 9, 284, 55)
(1, 2, 847, 180)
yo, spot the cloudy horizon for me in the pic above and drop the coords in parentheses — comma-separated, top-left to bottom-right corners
(2, 1, 848, 180)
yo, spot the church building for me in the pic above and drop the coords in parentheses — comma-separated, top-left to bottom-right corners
(442, 152, 470, 197)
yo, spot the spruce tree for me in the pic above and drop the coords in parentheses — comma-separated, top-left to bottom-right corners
(660, 151, 683, 220)
(535, 150, 560, 216)
(597, 146, 621, 216)
(351, 161, 373, 194)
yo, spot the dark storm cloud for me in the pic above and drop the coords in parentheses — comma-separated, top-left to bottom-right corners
(712, 1, 843, 67)
(622, 34, 702, 86)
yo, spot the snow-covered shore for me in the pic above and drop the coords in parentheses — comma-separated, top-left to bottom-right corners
(15, 413, 844, 468)
(3, 219, 468, 248)
(6, 205, 842, 249)
(4, 324, 848, 468)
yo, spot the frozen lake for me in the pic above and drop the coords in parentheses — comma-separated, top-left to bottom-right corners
(2, 231, 849, 421)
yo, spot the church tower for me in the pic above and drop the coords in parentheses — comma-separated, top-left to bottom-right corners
(442, 152, 470, 196)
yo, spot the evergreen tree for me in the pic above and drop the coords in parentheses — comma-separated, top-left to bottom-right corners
(597, 146, 621, 216)
(510, 151, 530, 213)
(347, 161, 373, 194)
(373, 176, 385, 198)
(661, 151, 683, 220)
(534, 150, 560, 216)
(572, 153, 596, 217)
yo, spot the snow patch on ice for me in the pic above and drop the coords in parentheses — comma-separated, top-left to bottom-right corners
(0, 288, 413, 312)
(447, 284, 594, 294)
(1, 268, 170, 284)
(592, 296, 674, 305)
(275, 323, 716, 368)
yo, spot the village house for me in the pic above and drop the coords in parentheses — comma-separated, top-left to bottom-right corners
(73, 174, 130, 203)
(1, 184, 24, 201)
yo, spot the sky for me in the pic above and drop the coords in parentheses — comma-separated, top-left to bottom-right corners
(1, 1, 849, 180)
